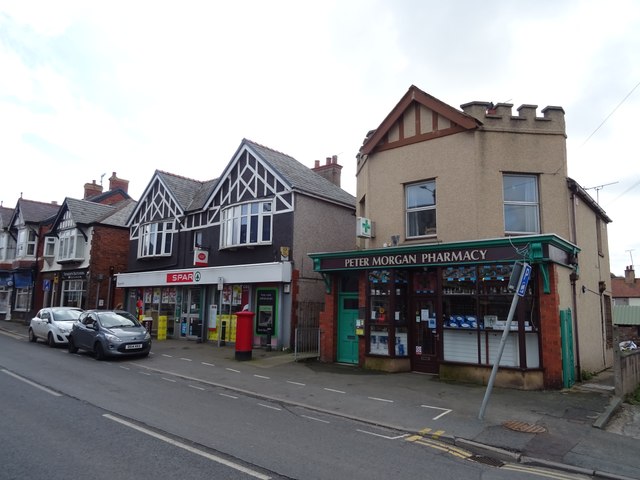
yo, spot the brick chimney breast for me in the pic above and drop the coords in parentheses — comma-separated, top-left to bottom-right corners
(84, 180, 103, 199)
(311, 155, 343, 187)
(109, 172, 129, 193)
(624, 265, 636, 284)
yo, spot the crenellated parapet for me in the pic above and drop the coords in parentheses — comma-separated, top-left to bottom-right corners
(460, 101, 565, 135)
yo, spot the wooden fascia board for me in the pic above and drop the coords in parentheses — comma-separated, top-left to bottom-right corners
(361, 86, 479, 155)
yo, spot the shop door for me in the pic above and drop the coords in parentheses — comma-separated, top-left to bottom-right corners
(411, 297, 439, 373)
(180, 287, 202, 339)
(337, 294, 359, 364)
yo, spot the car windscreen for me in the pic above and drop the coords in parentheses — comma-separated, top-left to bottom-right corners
(52, 310, 83, 322)
(97, 312, 140, 328)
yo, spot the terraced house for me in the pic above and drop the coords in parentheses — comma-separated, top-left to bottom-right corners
(116, 139, 355, 350)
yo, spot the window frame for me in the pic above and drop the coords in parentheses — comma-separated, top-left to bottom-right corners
(44, 237, 56, 257)
(16, 228, 37, 258)
(503, 174, 540, 235)
(14, 286, 33, 311)
(405, 180, 437, 239)
(138, 220, 175, 258)
(220, 201, 273, 249)
(57, 228, 85, 262)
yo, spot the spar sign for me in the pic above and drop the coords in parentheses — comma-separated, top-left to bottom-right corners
(166, 271, 201, 284)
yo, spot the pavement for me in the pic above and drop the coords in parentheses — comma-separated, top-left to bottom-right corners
(2, 320, 640, 480)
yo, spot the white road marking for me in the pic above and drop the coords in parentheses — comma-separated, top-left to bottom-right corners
(324, 388, 346, 394)
(254, 374, 270, 380)
(139, 371, 152, 376)
(219, 393, 238, 399)
(301, 415, 330, 424)
(420, 404, 453, 420)
(162, 377, 177, 383)
(368, 396, 394, 403)
(226, 368, 241, 373)
(162, 354, 173, 358)
(120, 366, 130, 370)
(103, 414, 270, 479)
(188, 384, 206, 391)
(286, 380, 306, 386)
(2, 369, 61, 397)
(258, 403, 281, 411)
(201, 362, 215, 367)
(180, 358, 192, 362)
(357, 429, 408, 440)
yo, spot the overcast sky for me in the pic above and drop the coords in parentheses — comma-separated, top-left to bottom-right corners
(1, 1, 639, 275)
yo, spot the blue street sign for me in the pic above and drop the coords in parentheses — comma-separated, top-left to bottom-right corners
(517, 263, 532, 297)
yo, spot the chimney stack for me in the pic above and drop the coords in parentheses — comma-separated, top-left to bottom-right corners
(108, 172, 129, 193)
(83, 180, 103, 199)
(624, 265, 636, 284)
(311, 155, 342, 187)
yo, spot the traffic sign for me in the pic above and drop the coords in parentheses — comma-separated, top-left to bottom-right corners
(517, 263, 532, 297)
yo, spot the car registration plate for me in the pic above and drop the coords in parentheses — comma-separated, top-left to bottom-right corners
(126, 343, 143, 350)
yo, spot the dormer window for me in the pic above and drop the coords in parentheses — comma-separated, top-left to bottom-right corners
(220, 201, 272, 249)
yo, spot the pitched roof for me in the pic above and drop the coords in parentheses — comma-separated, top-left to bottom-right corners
(243, 139, 355, 208)
(12, 198, 60, 225)
(0, 206, 12, 228)
(156, 171, 218, 212)
(613, 305, 640, 325)
(611, 276, 640, 298)
(55, 197, 137, 229)
(359, 84, 481, 156)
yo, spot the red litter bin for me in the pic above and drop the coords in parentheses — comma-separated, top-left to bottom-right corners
(235, 310, 254, 361)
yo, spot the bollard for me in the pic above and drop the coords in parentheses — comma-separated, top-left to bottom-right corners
(220, 321, 226, 346)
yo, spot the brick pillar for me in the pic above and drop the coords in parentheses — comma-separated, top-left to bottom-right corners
(539, 264, 564, 389)
(319, 275, 337, 362)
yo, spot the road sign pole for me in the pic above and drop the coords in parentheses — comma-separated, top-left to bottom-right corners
(478, 262, 530, 420)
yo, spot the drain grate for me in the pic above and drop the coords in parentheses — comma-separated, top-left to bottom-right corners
(502, 420, 547, 433)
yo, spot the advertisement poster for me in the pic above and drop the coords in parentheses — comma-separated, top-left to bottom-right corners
(255, 288, 277, 335)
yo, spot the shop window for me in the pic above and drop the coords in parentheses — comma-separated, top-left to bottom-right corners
(220, 201, 272, 249)
(442, 264, 539, 369)
(14, 287, 32, 311)
(139, 221, 175, 258)
(367, 270, 408, 357)
(61, 279, 85, 308)
(406, 180, 436, 238)
(0, 287, 8, 313)
(503, 174, 540, 234)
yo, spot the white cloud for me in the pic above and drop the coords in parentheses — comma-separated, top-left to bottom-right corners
(1, 0, 639, 274)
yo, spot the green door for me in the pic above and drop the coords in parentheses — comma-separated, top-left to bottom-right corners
(337, 294, 359, 364)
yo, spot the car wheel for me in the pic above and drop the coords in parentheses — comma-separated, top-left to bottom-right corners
(28, 328, 37, 343)
(47, 332, 56, 347)
(95, 343, 106, 361)
(68, 336, 79, 354)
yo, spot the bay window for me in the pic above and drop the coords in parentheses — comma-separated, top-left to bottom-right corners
(57, 229, 86, 262)
(221, 201, 272, 248)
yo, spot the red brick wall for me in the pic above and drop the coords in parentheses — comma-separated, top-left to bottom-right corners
(88, 226, 130, 309)
(539, 264, 564, 389)
(318, 276, 336, 362)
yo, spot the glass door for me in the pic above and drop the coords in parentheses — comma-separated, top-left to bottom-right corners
(410, 269, 439, 373)
(180, 287, 202, 339)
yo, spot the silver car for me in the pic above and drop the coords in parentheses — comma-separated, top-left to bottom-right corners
(68, 310, 151, 360)
(29, 307, 84, 346)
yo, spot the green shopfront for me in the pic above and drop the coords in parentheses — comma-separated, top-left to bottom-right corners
(309, 235, 580, 390)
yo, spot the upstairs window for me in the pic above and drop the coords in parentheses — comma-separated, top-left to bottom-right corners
(406, 180, 436, 238)
(220, 201, 272, 249)
(57, 229, 85, 262)
(16, 228, 37, 258)
(0, 232, 15, 261)
(139, 221, 175, 258)
(503, 174, 540, 234)
(44, 237, 56, 257)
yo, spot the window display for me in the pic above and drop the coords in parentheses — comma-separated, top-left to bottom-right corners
(367, 270, 408, 357)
